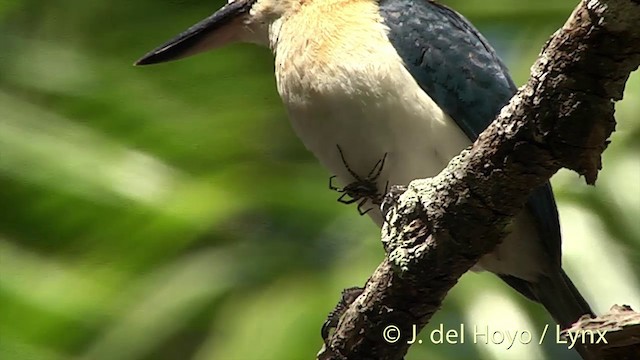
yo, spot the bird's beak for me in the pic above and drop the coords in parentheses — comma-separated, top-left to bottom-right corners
(135, 0, 254, 66)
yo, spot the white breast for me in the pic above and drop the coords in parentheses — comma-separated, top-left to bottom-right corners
(277, 42, 470, 220)
(272, 7, 546, 281)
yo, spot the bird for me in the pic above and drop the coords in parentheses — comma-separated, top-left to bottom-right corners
(136, 0, 594, 338)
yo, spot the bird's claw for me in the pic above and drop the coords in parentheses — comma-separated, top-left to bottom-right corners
(321, 286, 365, 344)
(381, 184, 407, 220)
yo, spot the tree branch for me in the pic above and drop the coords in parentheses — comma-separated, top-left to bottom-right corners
(317, 0, 640, 359)
(562, 305, 640, 358)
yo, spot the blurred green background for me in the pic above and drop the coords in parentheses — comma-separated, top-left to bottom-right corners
(0, 1, 638, 359)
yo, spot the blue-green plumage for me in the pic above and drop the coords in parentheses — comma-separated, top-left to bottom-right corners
(380, 0, 560, 262)
(380, 0, 516, 139)
(380, 0, 592, 328)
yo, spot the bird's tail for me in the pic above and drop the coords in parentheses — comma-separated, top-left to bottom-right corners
(502, 269, 595, 359)
(531, 269, 594, 330)
(531, 270, 596, 360)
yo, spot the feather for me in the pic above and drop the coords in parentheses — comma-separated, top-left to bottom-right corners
(380, 0, 564, 291)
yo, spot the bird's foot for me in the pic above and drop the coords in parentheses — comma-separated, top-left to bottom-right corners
(321, 286, 365, 344)
(381, 185, 407, 223)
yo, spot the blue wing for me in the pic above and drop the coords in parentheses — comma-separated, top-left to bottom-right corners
(379, 0, 562, 279)
(379, 0, 516, 139)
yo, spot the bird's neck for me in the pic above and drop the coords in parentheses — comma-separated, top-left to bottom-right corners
(271, 0, 398, 102)
(271, 0, 386, 62)
(269, 0, 381, 50)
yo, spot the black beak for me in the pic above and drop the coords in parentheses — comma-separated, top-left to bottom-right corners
(135, 0, 254, 66)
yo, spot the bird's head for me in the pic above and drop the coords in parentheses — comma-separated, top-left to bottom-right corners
(135, 0, 300, 65)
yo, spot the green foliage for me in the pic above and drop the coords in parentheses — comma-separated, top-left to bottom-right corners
(0, 1, 638, 359)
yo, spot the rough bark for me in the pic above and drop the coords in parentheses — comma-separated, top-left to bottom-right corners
(317, 0, 640, 359)
(561, 305, 640, 359)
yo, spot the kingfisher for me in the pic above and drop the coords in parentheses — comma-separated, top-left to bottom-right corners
(136, 0, 594, 332)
